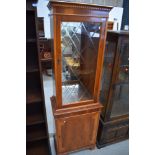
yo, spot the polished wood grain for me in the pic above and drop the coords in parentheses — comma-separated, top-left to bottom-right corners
(94, 19, 108, 102)
(49, 1, 112, 154)
(50, 3, 112, 109)
(55, 112, 99, 153)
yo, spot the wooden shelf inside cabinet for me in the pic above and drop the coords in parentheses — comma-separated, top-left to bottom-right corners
(26, 89, 42, 104)
(27, 38, 37, 43)
(26, 65, 39, 73)
(26, 114, 44, 126)
(27, 124, 48, 142)
(26, 7, 35, 12)
(41, 58, 52, 62)
(27, 102, 45, 126)
(27, 139, 51, 155)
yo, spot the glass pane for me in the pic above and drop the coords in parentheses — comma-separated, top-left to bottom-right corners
(111, 39, 129, 117)
(100, 41, 116, 103)
(61, 22, 101, 105)
(111, 83, 129, 117)
(117, 41, 129, 83)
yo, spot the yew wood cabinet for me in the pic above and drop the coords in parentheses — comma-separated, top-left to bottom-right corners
(48, 1, 112, 154)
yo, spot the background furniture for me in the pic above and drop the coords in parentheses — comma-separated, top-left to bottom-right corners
(38, 17, 45, 38)
(107, 21, 114, 30)
(26, 0, 51, 154)
(48, 1, 112, 154)
(37, 16, 53, 75)
(39, 38, 53, 75)
(97, 30, 129, 148)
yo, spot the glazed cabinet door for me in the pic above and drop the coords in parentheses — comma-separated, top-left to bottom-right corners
(110, 36, 129, 118)
(60, 21, 104, 106)
(55, 112, 100, 153)
(100, 33, 117, 107)
(53, 15, 107, 108)
(97, 34, 129, 147)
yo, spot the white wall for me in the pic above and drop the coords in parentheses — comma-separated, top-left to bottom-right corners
(36, 0, 123, 38)
(37, 0, 51, 38)
(109, 7, 124, 31)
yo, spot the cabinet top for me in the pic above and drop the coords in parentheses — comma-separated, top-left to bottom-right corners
(48, 0, 113, 12)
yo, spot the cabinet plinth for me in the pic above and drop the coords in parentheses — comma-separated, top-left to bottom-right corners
(51, 97, 103, 154)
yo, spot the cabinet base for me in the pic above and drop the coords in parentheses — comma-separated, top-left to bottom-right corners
(96, 136, 128, 149)
(51, 98, 103, 155)
(97, 117, 129, 148)
(56, 144, 96, 155)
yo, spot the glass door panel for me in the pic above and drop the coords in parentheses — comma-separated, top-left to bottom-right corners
(111, 83, 129, 117)
(111, 39, 129, 117)
(61, 22, 101, 105)
(100, 41, 116, 104)
(117, 41, 129, 83)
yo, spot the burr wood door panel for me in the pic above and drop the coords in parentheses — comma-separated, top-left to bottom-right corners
(55, 112, 100, 153)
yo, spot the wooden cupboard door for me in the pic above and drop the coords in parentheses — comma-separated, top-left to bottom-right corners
(56, 112, 99, 153)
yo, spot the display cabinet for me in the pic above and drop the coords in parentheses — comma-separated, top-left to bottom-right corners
(97, 30, 129, 148)
(48, 1, 112, 154)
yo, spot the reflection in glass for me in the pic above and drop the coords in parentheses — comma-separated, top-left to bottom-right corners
(111, 40, 129, 117)
(100, 41, 116, 103)
(61, 22, 101, 105)
(117, 42, 129, 83)
(111, 84, 129, 117)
